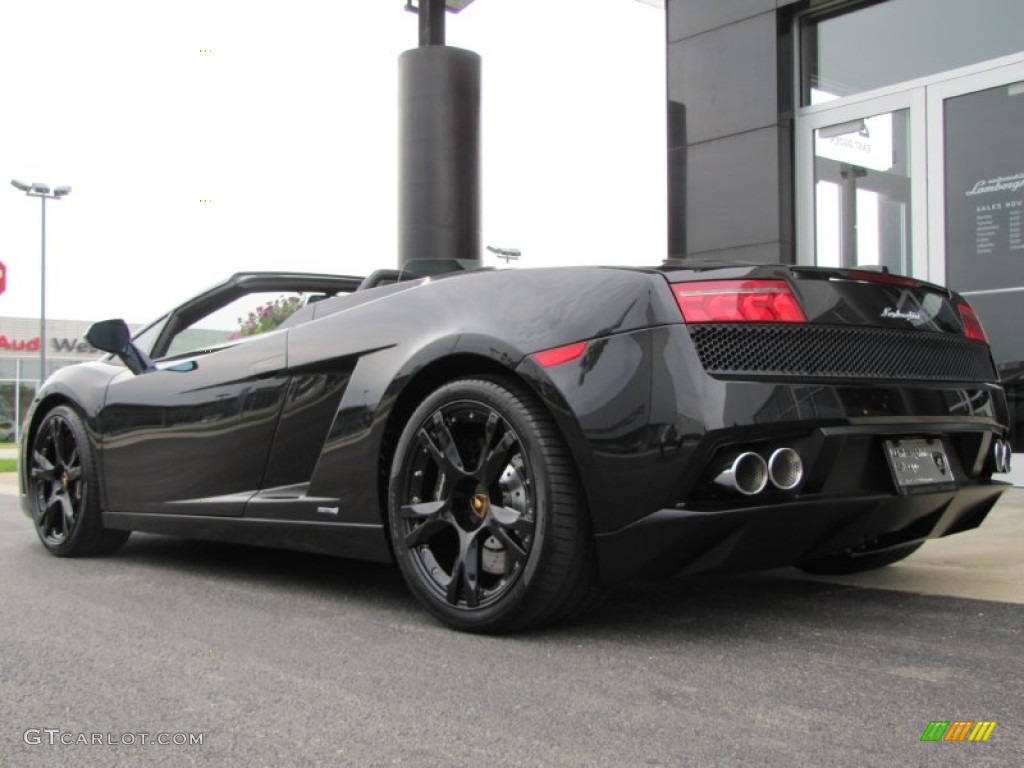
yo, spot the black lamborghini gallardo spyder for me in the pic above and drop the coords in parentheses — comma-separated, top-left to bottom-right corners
(20, 261, 1011, 631)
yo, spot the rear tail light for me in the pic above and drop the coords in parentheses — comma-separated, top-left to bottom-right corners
(956, 301, 988, 343)
(672, 280, 806, 323)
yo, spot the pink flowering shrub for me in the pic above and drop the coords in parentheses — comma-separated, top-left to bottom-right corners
(235, 295, 303, 338)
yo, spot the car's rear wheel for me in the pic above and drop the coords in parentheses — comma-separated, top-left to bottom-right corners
(796, 542, 923, 575)
(388, 376, 596, 632)
(28, 405, 129, 557)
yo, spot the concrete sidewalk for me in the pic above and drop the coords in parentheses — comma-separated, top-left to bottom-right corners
(776, 487, 1024, 605)
(2, 468, 1020, 603)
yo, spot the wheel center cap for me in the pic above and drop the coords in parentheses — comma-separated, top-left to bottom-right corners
(470, 492, 489, 519)
(60, 472, 69, 489)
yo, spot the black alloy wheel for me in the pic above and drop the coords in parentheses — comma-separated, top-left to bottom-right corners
(389, 377, 596, 632)
(29, 405, 129, 557)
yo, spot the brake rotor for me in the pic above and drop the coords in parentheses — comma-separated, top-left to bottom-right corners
(480, 460, 530, 575)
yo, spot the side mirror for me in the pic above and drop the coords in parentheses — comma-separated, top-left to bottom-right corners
(85, 319, 132, 354)
(86, 319, 155, 375)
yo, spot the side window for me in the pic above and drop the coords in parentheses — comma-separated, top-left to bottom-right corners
(163, 292, 305, 359)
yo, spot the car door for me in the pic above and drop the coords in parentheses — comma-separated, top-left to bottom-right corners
(98, 330, 290, 516)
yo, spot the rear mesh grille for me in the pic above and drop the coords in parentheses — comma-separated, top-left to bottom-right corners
(688, 324, 997, 382)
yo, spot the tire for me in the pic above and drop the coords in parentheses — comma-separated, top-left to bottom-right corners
(388, 376, 597, 632)
(796, 542, 923, 575)
(27, 405, 130, 557)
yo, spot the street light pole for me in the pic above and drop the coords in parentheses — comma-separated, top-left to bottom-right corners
(10, 180, 72, 385)
(41, 194, 47, 379)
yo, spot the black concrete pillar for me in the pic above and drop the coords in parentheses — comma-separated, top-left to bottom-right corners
(398, 46, 482, 268)
(667, 100, 687, 259)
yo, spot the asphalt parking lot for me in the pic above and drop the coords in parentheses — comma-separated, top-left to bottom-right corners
(1, 476, 1021, 767)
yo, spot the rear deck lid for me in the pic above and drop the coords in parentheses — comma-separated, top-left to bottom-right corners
(660, 264, 996, 382)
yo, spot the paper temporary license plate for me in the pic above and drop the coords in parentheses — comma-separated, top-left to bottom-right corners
(883, 438, 955, 494)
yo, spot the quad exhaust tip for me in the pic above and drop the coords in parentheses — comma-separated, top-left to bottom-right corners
(714, 452, 769, 496)
(993, 439, 1012, 474)
(768, 447, 804, 491)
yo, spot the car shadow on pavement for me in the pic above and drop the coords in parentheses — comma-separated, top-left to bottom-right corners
(108, 533, 873, 636)
(536, 573, 1020, 649)
(103, 532, 1021, 642)
(114, 532, 413, 609)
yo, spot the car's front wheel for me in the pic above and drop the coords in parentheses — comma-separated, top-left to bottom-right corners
(28, 405, 130, 557)
(388, 376, 596, 632)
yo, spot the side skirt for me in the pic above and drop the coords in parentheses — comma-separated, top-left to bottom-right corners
(103, 511, 393, 563)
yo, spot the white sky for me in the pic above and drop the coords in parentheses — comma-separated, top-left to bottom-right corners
(0, 0, 666, 324)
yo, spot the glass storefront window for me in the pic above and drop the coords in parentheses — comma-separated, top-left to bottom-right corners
(940, 76, 1024, 451)
(942, 83, 1024, 298)
(802, 0, 1024, 106)
(942, 79, 1024, 382)
(813, 108, 911, 271)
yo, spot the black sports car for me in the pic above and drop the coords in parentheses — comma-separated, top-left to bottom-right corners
(20, 261, 1012, 631)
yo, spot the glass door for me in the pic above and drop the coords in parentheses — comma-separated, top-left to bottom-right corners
(814, 108, 911, 271)
(797, 91, 928, 276)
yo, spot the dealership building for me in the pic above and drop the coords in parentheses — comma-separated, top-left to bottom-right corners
(0, 317, 103, 439)
(0, 317, 105, 380)
(0, 316, 108, 385)
(665, 0, 1022, 456)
